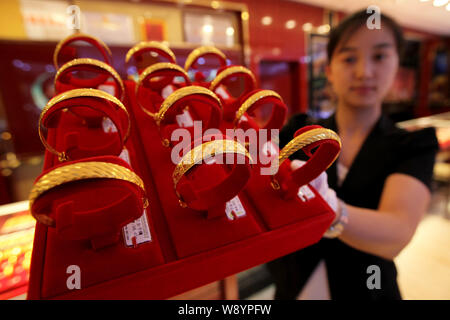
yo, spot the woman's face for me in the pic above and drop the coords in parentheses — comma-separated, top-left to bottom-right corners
(326, 25, 399, 109)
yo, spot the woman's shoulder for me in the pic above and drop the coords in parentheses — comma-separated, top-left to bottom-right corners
(385, 121, 439, 154)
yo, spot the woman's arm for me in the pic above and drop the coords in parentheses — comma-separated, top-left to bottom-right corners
(337, 173, 431, 260)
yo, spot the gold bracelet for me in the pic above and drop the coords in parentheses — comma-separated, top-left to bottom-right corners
(53, 33, 112, 70)
(233, 90, 282, 128)
(54, 58, 125, 101)
(209, 66, 256, 92)
(154, 85, 221, 126)
(135, 62, 190, 119)
(39, 88, 131, 161)
(172, 139, 251, 207)
(184, 46, 227, 71)
(271, 128, 341, 190)
(125, 41, 176, 64)
(29, 161, 148, 226)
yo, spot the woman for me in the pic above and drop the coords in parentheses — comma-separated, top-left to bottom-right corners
(267, 10, 439, 300)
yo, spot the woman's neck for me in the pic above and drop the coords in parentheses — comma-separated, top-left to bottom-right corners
(335, 101, 381, 136)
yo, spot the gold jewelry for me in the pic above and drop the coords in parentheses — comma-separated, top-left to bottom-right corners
(154, 86, 221, 126)
(172, 139, 251, 207)
(125, 41, 176, 64)
(209, 66, 256, 92)
(29, 161, 148, 226)
(135, 62, 190, 118)
(184, 46, 227, 71)
(54, 58, 125, 101)
(39, 88, 131, 161)
(271, 128, 341, 189)
(234, 90, 282, 128)
(53, 33, 112, 70)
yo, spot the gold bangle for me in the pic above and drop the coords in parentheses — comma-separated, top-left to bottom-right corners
(29, 161, 148, 226)
(270, 128, 341, 190)
(135, 62, 190, 119)
(209, 66, 256, 92)
(184, 46, 227, 71)
(53, 33, 112, 70)
(154, 86, 221, 126)
(125, 41, 176, 64)
(39, 88, 131, 161)
(234, 90, 282, 128)
(54, 58, 125, 101)
(278, 128, 341, 167)
(172, 139, 251, 205)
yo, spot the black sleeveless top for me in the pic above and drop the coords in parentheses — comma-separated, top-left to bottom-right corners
(266, 113, 439, 300)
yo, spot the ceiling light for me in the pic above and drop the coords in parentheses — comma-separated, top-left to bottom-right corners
(226, 27, 234, 36)
(433, 0, 448, 7)
(302, 23, 313, 32)
(241, 11, 249, 21)
(447, 2, 450, 9)
(202, 24, 213, 34)
(261, 16, 272, 26)
(285, 20, 296, 29)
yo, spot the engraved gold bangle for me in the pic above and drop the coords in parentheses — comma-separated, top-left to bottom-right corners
(209, 66, 256, 92)
(154, 86, 221, 126)
(29, 161, 148, 226)
(172, 139, 251, 207)
(39, 88, 131, 162)
(271, 128, 341, 190)
(234, 90, 282, 128)
(53, 33, 112, 70)
(125, 41, 176, 64)
(184, 46, 227, 71)
(135, 62, 190, 119)
(54, 58, 125, 101)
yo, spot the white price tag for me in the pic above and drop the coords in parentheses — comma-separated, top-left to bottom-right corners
(119, 148, 131, 166)
(176, 109, 194, 128)
(122, 209, 152, 247)
(225, 196, 247, 220)
(98, 84, 116, 97)
(297, 185, 316, 202)
(102, 117, 118, 133)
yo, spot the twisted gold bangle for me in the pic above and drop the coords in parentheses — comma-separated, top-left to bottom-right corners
(135, 62, 190, 119)
(271, 128, 341, 190)
(29, 161, 148, 226)
(53, 33, 112, 70)
(54, 58, 125, 101)
(154, 86, 221, 126)
(209, 66, 256, 92)
(125, 41, 176, 64)
(172, 139, 251, 207)
(184, 46, 227, 71)
(234, 90, 282, 128)
(39, 88, 130, 161)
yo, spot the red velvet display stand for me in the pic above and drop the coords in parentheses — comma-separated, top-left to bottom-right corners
(27, 80, 336, 300)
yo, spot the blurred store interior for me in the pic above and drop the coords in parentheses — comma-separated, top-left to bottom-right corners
(0, 0, 449, 300)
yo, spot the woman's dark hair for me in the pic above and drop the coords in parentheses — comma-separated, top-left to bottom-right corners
(327, 9, 405, 63)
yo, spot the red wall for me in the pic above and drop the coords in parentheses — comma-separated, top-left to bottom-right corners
(230, 0, 326, 113)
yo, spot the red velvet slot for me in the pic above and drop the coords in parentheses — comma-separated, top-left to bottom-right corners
(31, 156, 146, 242)
(55, 63, 123, 100)
(42, 95, 128, 160)
(273, 125, 341, 197)
(245, 168, 335, 229)
(158, 93, 222, 147)
(55, 35, 111, 68)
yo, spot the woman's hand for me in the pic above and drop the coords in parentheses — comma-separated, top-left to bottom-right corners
(290, 159, 340, 224)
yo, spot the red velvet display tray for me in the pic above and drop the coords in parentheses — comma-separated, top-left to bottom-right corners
(27, 80, 335, 300)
